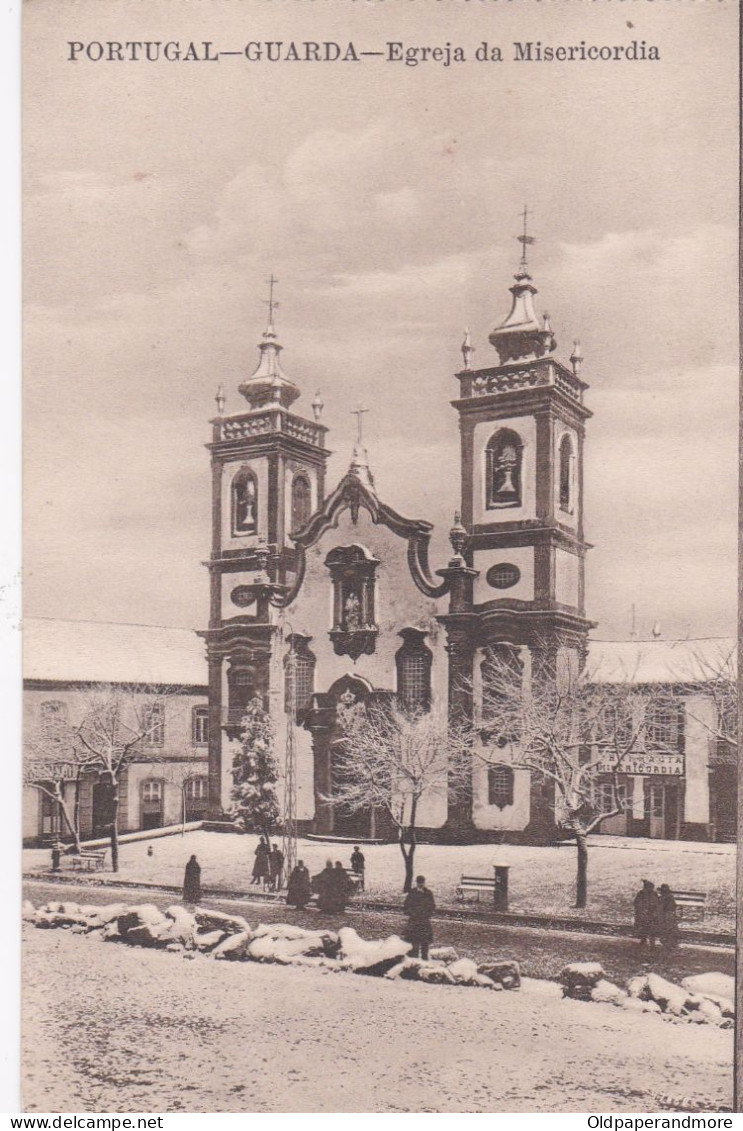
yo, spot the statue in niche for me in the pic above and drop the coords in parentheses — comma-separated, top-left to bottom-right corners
(343, 591, 361, 630)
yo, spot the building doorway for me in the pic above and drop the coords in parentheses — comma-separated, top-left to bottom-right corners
(645, 780, 680, 840)
(141, 779, 164, 830)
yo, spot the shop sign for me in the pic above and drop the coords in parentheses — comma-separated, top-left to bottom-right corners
(596, 753, 684, 776)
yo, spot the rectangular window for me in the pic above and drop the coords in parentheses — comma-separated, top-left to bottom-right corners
(646, 702, 681, 752)
(144, 703, 164, 747)
(192, 707, 209, 746)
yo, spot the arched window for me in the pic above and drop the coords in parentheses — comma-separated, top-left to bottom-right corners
(184, 776, 209, 821)
(141, 778, 164, 830)
(396, 630, 433, 712)
(486, 429, 523, 509)
(488, 764, 515, 809)
(227, 666, 256, 725)
(290, 473, 312, 533)
(284, 636, 316, 720)
(481, 644, 523, 732)
(231, 467, 258, 535)
(559, 433, 573, 513)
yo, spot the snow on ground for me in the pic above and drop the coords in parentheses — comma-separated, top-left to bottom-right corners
(22, 925, 732, 1113)
(23, 831, 736, 930)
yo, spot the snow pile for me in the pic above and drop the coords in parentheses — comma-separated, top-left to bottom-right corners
(478, 960, 521, 990)
(338, 927, 411, 975)
(559, 962, 606, 1001)
(560, 962, 735, 1027)
(23, 897, 524, 993)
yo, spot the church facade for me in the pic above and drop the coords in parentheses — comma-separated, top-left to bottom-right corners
(201, 254, 597, 842)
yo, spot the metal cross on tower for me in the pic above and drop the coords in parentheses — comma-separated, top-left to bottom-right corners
(517, 204, 536, 269)
(264, 274, 280, 324)
(351, 405, 369, 443)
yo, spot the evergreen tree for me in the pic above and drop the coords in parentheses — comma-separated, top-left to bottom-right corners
(230, 697, 281, 843)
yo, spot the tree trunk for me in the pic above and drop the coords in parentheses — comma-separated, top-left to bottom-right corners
(110, 782, 120, 873)
(400, 802, 419, 893)
(73, 774, 81, 848)
(399, 836, 416, 894)
(575, 831, 588, 908)
(59, 801, 82, 853)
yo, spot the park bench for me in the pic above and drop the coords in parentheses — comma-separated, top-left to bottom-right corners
(456, 875, 495, 903)
(344, 868, 364, 894)
(669, 888, 706, 921)
(68, 850, 107, 873)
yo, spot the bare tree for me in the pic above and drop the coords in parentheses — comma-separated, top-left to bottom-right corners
(334, 700, 472, 893)
(72, 683, 184, 871)
(476, 649, 678, 908)
(24, 710, 90, 852)
(683, 643, 737, 752)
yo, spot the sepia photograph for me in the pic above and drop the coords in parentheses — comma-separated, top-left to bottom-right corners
(19, 0, 739, 1116)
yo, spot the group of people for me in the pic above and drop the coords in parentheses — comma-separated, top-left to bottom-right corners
(633, 879, 679, 949)
(252, 837, 285, 891)
(285, 858, 357, 913)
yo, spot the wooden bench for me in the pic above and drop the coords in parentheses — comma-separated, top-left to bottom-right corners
(345, 869, 364, 894)
(670, 889, 706, 921)
(68, 850, 107, 873)
(456, 875, 495, 903)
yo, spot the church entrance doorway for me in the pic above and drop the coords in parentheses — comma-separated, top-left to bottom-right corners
(306, 674, 389, 838)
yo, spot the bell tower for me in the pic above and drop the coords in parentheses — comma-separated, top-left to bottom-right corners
(201, 279, 330, 816)
(454, 217, 594, 671)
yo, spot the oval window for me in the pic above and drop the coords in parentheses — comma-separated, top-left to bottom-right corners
(486, 563, 521, 590)
(231, 585, 257, 608)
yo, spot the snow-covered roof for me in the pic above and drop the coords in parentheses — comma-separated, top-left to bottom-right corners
(23, 618, 208, 688)
(586, 637, 736, 685)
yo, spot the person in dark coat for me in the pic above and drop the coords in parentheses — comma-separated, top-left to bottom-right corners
(286, 860, 312, 910)
(313, 860, 336, 912)
(331, 861, 354, 912)
(350, 846, 366, 891)
(269, 843, 285, 891)
(252, 837, 270, 887)
(183, 854, 202, 904)
(633, 879, 661, 946)
(658, 883, 680, 950)
(403, 875, 436, 960)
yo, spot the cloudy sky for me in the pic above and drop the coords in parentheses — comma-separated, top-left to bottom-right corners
(23, 0, 738, 642)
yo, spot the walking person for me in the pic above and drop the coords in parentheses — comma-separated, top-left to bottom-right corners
(350, 845, 366, 891)
(286, 860, 312, 910)
(633, 878, 661, 946)
(252, 836, 270, 888)
(269, 842, 285, 892)
(403, 875, 436, 960)
(658, 883, 680, 950)
(183, 854, 202, 905)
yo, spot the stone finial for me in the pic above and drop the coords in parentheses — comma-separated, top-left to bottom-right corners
(448, 511, 468, 564)
(570, 340, 584, 376)
(215, 385, 226, 415)
(312, 391, 324, 422)
(461, 328, 475, 371)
